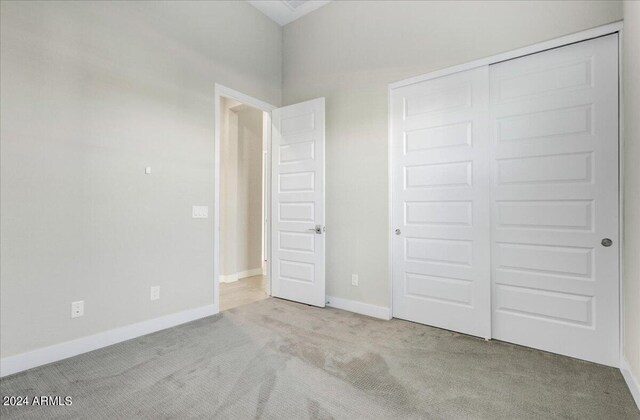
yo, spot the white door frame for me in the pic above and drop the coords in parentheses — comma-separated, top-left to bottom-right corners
(387, 21, 624, 357)
(213, 83, 276, 314)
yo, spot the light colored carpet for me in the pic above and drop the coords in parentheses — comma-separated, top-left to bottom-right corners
(1, 298, 638, 419)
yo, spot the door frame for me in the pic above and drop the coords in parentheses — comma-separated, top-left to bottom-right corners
(387, 21, 624, 361)
(213, 83, 276, 314)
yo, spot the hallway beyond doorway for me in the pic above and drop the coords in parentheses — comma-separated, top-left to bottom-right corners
(220, 275, 268, 311)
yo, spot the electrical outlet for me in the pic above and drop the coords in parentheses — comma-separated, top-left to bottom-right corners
(351, 274, 359, 286)
(150, 286, 160, 301)
(71, 301, 84, 318)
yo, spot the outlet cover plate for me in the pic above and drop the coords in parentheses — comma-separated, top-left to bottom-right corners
(71, 301, 84, 318)
(150, 286, 160, 301)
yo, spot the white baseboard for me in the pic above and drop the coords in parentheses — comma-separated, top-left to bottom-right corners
(0, 304, 216, 378)
(220, 267, 264, 284)
(326, 296, 391, 320)
(621, 356, 640, 410)
(219, 273, 238, 283)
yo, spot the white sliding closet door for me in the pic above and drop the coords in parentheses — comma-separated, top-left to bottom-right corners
(391, 67, 491, 338)
(489, 34, 619, 366)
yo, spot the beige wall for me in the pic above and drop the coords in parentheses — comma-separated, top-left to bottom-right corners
(220, 101, 264, 277)
(283, 0, 623, 308)
(220, 98, 239, 276)
(623, 0, 640, 388)
(236, 106, 264, 274)
(0, 0, 281, 357)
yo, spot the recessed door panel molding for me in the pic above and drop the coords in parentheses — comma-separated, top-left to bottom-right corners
(279, 231, 315, 254)
(271, 98, 325, 307)
(403, 81, 472, 118)
(494, 284, 594, 327)
(405, 237, 473, 266)
(279, 202, 315, 222)
(496, 200, 594, 231)
(404, 201, 473, 227)
(405, 161, 473, 189)
(278, 171, 315, 192)
(392, 66, 492, 339)
(405, 272, 473, 307)
(391, 33, 619, 366)
(279, 259, 315, 284)
(404, 121, 472, 152)
(492, 57, 593, 103)
(496, 152, 593, 185)
(489, 34, 619, 366)
(496, 104, 593, 143)
(495, 242, 594, 279)
(281, 112, 314, 134)
(279, 141, 315, 164)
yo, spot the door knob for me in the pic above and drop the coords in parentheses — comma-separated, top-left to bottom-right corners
(307, 225, 322, 234)
(395, 229, 401, 235)
(601, 238, 613, 247)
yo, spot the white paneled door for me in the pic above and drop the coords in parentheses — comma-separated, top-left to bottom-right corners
(489, 34, 619, 366)
(391, 67, 492, 338)
(271, 98, 325, 307)
(391, 34, 619, 366)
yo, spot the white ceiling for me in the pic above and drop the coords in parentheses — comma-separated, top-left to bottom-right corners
(247, 0, 332, 26)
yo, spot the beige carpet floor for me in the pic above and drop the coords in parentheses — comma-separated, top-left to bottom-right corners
(1, 298, 638, 419)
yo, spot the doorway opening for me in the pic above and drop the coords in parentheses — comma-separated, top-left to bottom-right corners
(214, 85, 275, 312)
(214, 85, 326, 312)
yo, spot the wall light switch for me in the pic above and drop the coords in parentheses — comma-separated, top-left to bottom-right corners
(150, 286, 160, 301)
(71, 300, 84, 318)
(192, 206, 208, 218)
(145, 167, 152, 174)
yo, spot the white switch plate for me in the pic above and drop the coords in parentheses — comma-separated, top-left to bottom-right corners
(71, 301, 84, 318)
(145, 167, 152, 174)
(192, 206, 208, 218)
(150, 286, 160, 301)
(351, 274, 359, 286)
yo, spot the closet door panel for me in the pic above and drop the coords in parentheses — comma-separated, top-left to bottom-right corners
(489, 34, 619, 366)
(391, 66, 491, 338)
